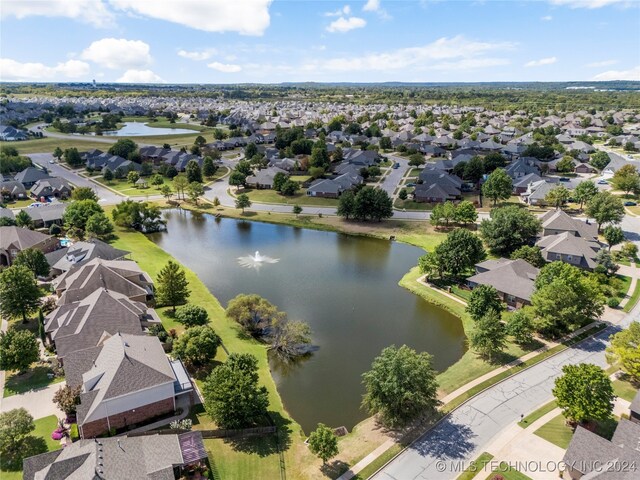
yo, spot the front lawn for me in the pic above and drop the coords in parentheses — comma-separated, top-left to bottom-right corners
(240, 187, 339, 207)
(613, 376, 639, 402)
(533, 414, 574, 449)
(457, 452, 494, 480)
(518, 401, 557, 428)
(393, 198, 433, 211)
(485, 463, 533, 480)
(3, 366, 64, 397)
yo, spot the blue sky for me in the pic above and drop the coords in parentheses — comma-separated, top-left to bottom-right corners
(1, 0, 639, 83)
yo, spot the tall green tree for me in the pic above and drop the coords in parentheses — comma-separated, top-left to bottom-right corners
(71, 186, 98, 201)
(108, 139, 138, 159)
(226, 294, 284, 337)
(466, 285, 503, 322)
(337, 190, 357, 220)
(0, 329, 39, 373)
(186, 160, 203, 183)
(64, 148, 83, 167)
(172, 326, 221, 367)
(173, 175, 189, 200)
(63, 199, 104, 233)
(586, 191, 624, 231)
(0, 265, 42, 323)
(308, 424, 339, 465)
(13, 248, 50, 278)
(545, 185, 571, 209)
(481, 168, 512, 206)
(603, 226, 624, 251)
(469, 310, 507, 360)
(610, 164, 640, 195)
(0, 408, 43, 468)
(235, 193, 251, 213)
(202, 156, 218, 178)
(362, 345, 440, 427)
(203, 353, 269, 429)
(553, 363, 614, 424)
(434, 228, 486, 278)
(187, 182, 205, 205)
(15, 210, 33, 229)
(155, 260, 190, 311)
(480, 206, 541, 256)
(511, 245, 545, 267)
(573, 181, 598, 210)
(52, 147, 63, 161)
(606, 323, 640, 382)
(506, 308, 535, 345)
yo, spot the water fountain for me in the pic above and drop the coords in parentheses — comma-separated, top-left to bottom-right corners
(237, 250, 279, 269)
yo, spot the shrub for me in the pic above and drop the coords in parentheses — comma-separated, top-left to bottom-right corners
(607, 297, 620, 308)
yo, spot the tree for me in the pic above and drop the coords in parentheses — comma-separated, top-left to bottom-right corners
(611, 164, 640, 195)
(511, 245, 545, 267)
(603, 226, 624, 251)
(202, 156, 217, 178)
(71, 186, 98, 201)
(186, 160, 203, 183)
(280, 179, 299, 196)
(586, 191, 625, 231)
(379, 136, 392, 150)
(555, 156, 575, 173)
(0, 329, 39, 372)
(480, 206, 541, 256)
(187, 182, 205, 205)
(483, 152, 507, 173)
(84, 212, 113, 239)
(52, 385, 81, 415)
(308, 424, 339, 464)
(453, 200, 478, 225)
(202, 353, 269, 429)
(337, 190, 356, 220)
(408, 153, 425, 167)
(362, 345, 439, 427)
(108, 139, 137, 159)
(293, 204, 303, 217)
(620, 241, 638, 260)
(0, 265, 42, 323)
(606, 323, 640, 382)
(418, 252, 441, 279)
(172, 326, 221, 367)
(545, 185, 571, 209)
(175, 304, 209, 328)
(469, 310, 507, 360)
(15, 210, 33, 229)
(482, 168, 512, 206)
(151, 174, 164, 187)
(466, 285, 503, 322)
(506, 308, 535, 344)
(226, 294, 284, 337)
(111, 200, 165, 232)
(310, 141, 330, 169)
(173, 175, 189, 200)
(160, 184, 173, 200)
(434, 228, 485, 278)
(245, 142, 258, 159)
(63, 199, 103, 233)
(155, 260, 190, 311)
(0, 217, 16, 226)
(52, 147, 63, 161)
(463, 156, 484, 183)
(268, 319, 312, 360)
(13, 248, 50, 278)
(0, 408, 42, 468)
(595, 249, 618, 276)
(229, 171, 247, 189)
(574, 180, 598, 210)
(235, 193, 251, 213)
(553, 363, 614, 424)
(590, 151, 610, 171)
(353, 187, 393, 222)
(194, 135, 207, 146)
(398, 188, 408, 201)
(64, 147, 83, 167)
(103, 168, 114, 182)
(127, 170, 139, 184)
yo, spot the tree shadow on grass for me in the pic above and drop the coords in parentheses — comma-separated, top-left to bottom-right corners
(320, 460, 350, 478)
(223, 411, 293, 457)
(1, 436, 48, 472)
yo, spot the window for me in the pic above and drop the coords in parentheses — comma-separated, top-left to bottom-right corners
(556, 253, 562, 259)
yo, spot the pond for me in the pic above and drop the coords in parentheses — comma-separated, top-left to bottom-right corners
(150, 210, 466, 432)
(102, 122, 195, 136)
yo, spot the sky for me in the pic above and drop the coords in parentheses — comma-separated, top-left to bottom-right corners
(0, 0, 639, 84)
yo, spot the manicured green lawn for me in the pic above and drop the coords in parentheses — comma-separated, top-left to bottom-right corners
(534, 414, 574, 449)
(485, 463, 532, 480)
(3, 366, 64, 397)
(394, 199, 433, 211)
(623, 280, 640, 313)
(614, 274, 632, 302)
(613, 377, 639, 402)
(518, 401, 557, 428)
(240, 187, 339, 207)
(5, 137, 114, 155)
(0, 415, 60, 480)
(457, 452, 494, 480)
(3, 198, 34, 208)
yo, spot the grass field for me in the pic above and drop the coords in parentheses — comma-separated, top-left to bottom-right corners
(3, 366, 64, 397)
(240, 187, 339, 207)
(457, 452, 494, 480)
(393, 198, 433, 211)
(533, 414, 574, 449)
(0, 415, 60, 480)
(485, 463, 533, 480)
(518, 401, 557, 428)
(613, 376, 639, 402)
(623, 280, 640, 313)
(5, 137, 115, 155)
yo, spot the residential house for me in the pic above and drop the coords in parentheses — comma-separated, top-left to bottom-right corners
(0, 179, 28, 200)
(521, 180, 556, 206)
(466, 258, 539, 308)
(307, 172, 362, 198)
(14, 167, 52, 189)
(536, 232, 602, 270)
(562, 417, 640, 479)
(539, 209, 598, 239)
(602, 153, 640, 178)
(413, 170, 462, 203)
(513, 173, 543, 195)
(0, 124, 29, 141)
(63, 333, 191, 438)
(0, 226, 59, 267)
(245, 167, 287, 189)
(25, 203, 67, 228)
(0, 207, 15, 221)
(31, 178, 74, 199)
(46, 238, 129, 276)
(52, 258, 154, 305)
(23, 432, 208, 480)
(45, 288, 160, 360)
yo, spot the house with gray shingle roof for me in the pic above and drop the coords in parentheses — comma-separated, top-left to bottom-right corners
(46, 238, 129, 276)
(246, 166, 287, 189)
(14, 167, 52, 188)
(536, 231, 602, 270)
(467, 258, 539, 308)
(540, 209, 598, 239)
(23, 431, 207, 479)
(31, 177, 74, 199)
(0, 225, 59, 267)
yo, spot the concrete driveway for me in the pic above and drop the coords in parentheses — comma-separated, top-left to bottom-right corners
(0, 381, 65, 420)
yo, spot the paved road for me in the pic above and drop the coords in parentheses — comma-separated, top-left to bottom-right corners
(372, 304, 639, 480)
(379, 155, 411, 197)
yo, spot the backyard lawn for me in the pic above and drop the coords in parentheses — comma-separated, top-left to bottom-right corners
(240, 187, 339, 207)
(3, 366, 64, 397)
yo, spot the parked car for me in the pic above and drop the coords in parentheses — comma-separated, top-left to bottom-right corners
(559, 177, 570, 182)
(392, 163, 400, 169)
(624, 201, 637, 206)
(598, 180, 608, 185)
(406, 183, 416, 187)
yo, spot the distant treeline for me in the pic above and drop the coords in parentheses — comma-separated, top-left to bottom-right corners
(2, 81, 639, 110)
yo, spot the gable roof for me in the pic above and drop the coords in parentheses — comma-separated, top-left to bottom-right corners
(0, 226, 53, 251)
(46, 239, 129, 273)
(540, 209, 598, 239)
(14, 167, 52, 185)
(536, 232, 601, 269)
(467, 258, 539, 301)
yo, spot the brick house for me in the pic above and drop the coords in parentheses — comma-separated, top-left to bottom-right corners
(0, 226, 59, 267)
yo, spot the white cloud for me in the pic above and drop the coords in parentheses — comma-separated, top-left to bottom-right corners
(116, 69, 164, 83)
(524, 56, 557, 67)
(593, 65, 640, 81)
(178, 49, 217, 61)
(548, 0, 633, 8)
(541, 15, 553, 20)
(0, 58, 90, 81)
(325, 5, 351, 16)
(586, 60, 618, 67)
(302, 35, 515, 72)
(110, 0, 273, 35)
(207, 62, 242, 73)
(1, 0, 114, 27)
(363, 0, 380, 11)
(81, 38, 151, 69)
(326, 16, 366, 33)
